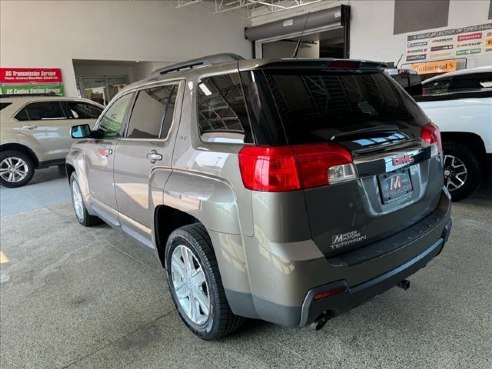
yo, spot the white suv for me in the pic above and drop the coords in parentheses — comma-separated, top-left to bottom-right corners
(416, 67, 492, 200)
(0, 95, 103, 187)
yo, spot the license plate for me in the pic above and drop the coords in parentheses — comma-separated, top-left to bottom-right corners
(378, 169, 413, 204)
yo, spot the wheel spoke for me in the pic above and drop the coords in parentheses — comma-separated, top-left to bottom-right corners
(191, 268, 206, 287)
(171, 255, 186, 280)
(194, 289, 210, 316)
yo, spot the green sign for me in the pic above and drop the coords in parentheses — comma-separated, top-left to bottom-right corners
(0, 84, 64, 95)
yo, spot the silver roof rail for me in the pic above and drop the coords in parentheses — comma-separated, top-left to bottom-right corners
(151, 53, 244, 77)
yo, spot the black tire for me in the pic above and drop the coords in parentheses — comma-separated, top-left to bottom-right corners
(165, 223, 244, 340)
(0, 150, 35, 188)
(69, 173, 102, 226)
(443, 141, 481, 201)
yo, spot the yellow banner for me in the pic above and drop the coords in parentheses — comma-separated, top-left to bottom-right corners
(410, 59, 457, 75)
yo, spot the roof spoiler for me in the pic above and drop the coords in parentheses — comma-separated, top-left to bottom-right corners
(151, 53, 244, 77)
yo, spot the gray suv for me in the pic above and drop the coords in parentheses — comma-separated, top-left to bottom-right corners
(66, 54, 452, 340)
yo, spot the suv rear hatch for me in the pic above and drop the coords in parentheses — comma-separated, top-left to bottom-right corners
(238, 60, 444, 257)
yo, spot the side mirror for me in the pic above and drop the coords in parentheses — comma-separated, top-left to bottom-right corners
(71, 124, 92, 139)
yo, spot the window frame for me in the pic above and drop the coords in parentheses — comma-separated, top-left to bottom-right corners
(195, 70, 254, 146)
(122, 81, 182, 142)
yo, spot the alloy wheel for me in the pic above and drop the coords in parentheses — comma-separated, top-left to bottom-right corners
(72, 181, 85, 222)
(0, 157, 28, 183)
(444, 154, 468, 192)
(171, 244, 210, 326)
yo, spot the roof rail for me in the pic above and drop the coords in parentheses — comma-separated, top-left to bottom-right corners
(151, 53, 244, 77)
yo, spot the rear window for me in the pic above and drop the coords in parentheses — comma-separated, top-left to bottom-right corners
(423, 72, 492, 95)
(257, 70, 427, 145)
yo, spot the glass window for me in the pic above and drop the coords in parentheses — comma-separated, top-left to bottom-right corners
(98, 93, 132, 138)
(0, 102, 12, 111)
(24, 101, 66, 120)
(259, 70, 427, 145)
(126, 84, 177, 139)
(63, 102, 103, 119)
(197, 73, 252, 144)
(14, 108, 29, 121)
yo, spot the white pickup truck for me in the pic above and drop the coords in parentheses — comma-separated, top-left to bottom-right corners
(414, 67, 492, 200)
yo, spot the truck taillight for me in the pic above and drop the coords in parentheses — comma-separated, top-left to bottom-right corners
(421, 122, 442, 153)
(238, 144, 355, 192)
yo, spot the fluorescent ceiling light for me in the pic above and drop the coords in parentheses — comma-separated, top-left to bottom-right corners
(199, 83, 212, 96)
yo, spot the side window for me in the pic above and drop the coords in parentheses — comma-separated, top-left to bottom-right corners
(24, 101, 66, 120)
(98, 93, 133, 138)
(126, 84, 178, 139)
(197, 73, 252, 144)
(449, 73, 492, 92)
(423, 77, 451, 95)
(15, 108, 29, 121)
(63, 102, 103, 119)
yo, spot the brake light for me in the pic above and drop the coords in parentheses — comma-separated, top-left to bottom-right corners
(420, 122, 442, 153)
(238, 144, 355, 192)
(327, 60, 360, 69)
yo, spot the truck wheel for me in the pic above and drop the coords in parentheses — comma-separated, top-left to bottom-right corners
(165, 223, 244, 340)
(443, 141, 481, 201)
(0, 150, 35, 188)
(70, 173, 102, 226)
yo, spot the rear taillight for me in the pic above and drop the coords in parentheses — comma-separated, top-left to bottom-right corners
(421, 122, 442, 153)
(238, 144, 355, 192)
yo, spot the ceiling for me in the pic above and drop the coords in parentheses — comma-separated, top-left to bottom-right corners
(173, 0, 325, 18)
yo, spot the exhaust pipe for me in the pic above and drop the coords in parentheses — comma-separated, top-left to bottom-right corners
(397, 279, 410, 290)
(311, 312, 330, 331)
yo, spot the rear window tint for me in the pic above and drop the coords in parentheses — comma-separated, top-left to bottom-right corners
(260, 70, 427, 145)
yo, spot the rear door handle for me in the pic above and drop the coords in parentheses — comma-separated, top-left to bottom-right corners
(104, 148, 113, 157)
(147, 150, 162, 164)
(21, 125, 38, 130)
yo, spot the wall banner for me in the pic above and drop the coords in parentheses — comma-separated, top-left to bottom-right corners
(1, 85, 65, 96)
(404, 23, 492, 66)
(0, 68, 64, 96)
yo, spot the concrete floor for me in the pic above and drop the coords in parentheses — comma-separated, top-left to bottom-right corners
(1, 167, 491, 369)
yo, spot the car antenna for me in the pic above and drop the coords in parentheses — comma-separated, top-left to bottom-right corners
(292, 12, 311, 58)
(395, 53, 403, 68)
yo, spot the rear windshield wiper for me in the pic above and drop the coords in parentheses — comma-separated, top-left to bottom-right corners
(330, 125, 400, 141)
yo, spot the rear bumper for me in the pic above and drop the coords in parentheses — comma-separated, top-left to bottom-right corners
(225, 190, 452, 327)
(299, 217, 451, 326)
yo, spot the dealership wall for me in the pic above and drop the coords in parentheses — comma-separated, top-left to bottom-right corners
(0, 0, 252, 97)
(251, 0, 492, 67)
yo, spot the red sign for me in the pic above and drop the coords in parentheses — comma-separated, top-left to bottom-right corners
(457, 32, 482, 42)
(0, 68, 62, 84)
